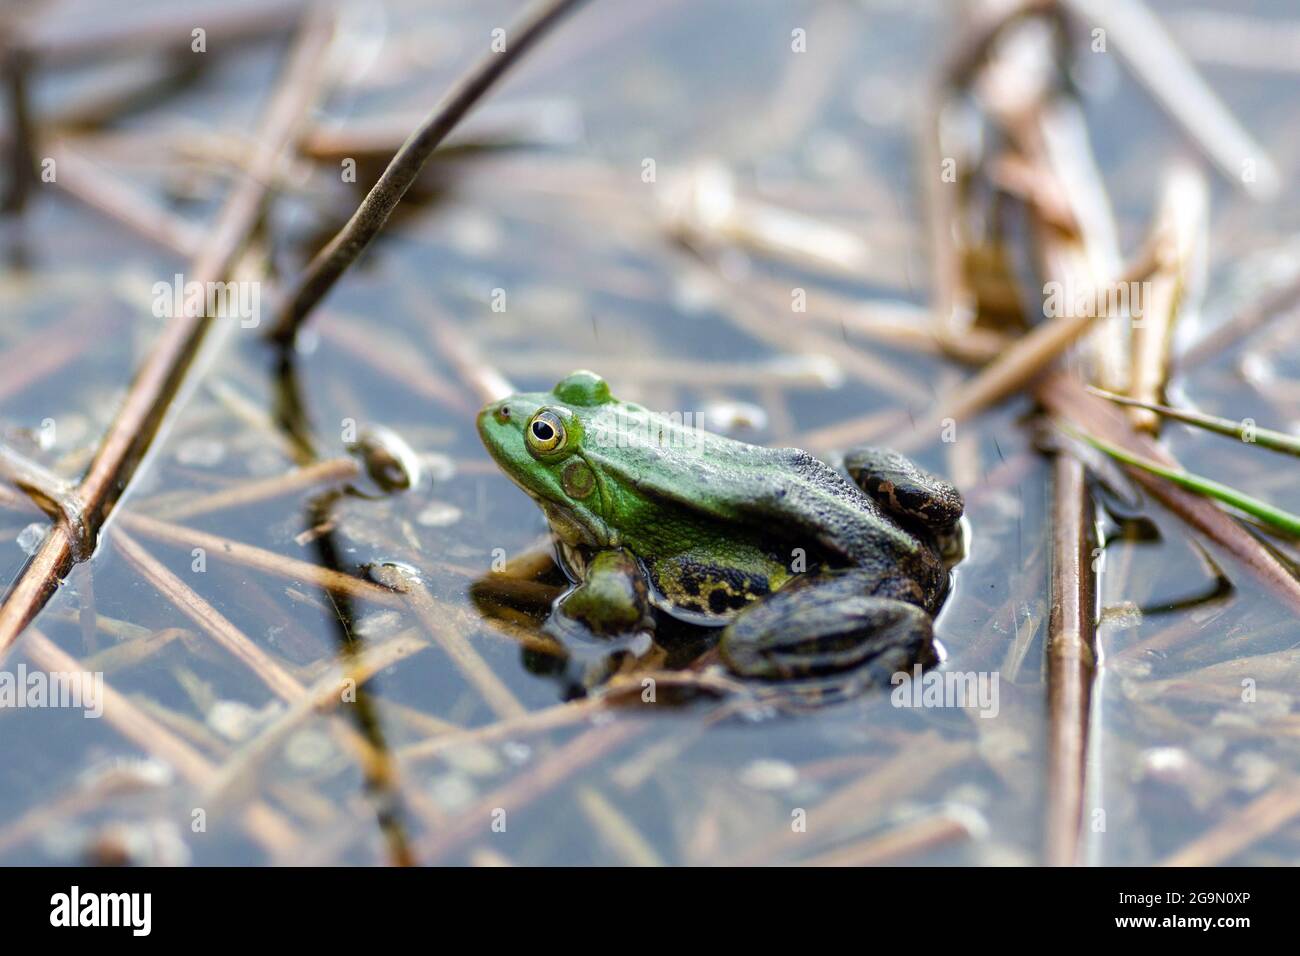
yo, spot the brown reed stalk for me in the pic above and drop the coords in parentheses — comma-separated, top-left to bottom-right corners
(0, 6, 338, 663)
(268, 0, 591, 343)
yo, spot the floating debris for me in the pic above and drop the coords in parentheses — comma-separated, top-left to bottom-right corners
(416, 501, 463, 527)
(347, 425, 423, 493)
(738, 758, 799, 791)
(16, 522, 47, 556)
(175, 436, 226, 468)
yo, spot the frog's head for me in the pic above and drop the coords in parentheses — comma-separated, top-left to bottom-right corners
(477, 370, 619, 548)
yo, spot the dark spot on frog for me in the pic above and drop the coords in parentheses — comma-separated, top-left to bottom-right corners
(708, 589, 750, 614)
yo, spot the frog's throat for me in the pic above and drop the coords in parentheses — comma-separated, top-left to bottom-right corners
(538, 498, 618, 550)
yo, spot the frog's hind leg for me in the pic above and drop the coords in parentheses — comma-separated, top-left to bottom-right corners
(719, 571, 937, 686)
(842, 446, 964, 538)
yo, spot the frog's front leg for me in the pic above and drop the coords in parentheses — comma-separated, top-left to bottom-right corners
(719, 570, 936, 685)
(545, 548, 655, 690)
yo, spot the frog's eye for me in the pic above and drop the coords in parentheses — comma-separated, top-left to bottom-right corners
(525, 409, 566, 454)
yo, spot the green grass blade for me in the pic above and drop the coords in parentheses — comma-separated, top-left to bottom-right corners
(1063, 423, 1300, 538)
(1087, 387, 1300, 457)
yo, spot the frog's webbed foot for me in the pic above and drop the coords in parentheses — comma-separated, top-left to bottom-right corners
(842, 446, 964, 540)
(719, 572, 937, 688)
(543, 548, 656, 692)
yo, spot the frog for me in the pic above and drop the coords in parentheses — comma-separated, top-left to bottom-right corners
(476, 370, 964, 695)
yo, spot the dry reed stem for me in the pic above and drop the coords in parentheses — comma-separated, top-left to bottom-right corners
(1041, 374, 1300, 614)
(1015, 96, 1114, 871)
(118, 511, 406, 607)
(0, 6, 338, 662)
(1127, 164, 1208, 432)
(112, 527, 310, 702)
(398, 571, 527, 721)
(1044, 456, 1093, 866)
(1061, 0, 1280, 199)
(21, 628, 301, 857)
(148, 457, 360, 521)
(269, 0, 591, 342)
(43, 139, 203, 258)
(398, 692, 605, 764)
(17, 0, 304, 68)
(203, 628, 432, 813)
(957, 3, 1120, 867)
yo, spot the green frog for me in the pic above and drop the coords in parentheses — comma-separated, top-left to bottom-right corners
(476, 370, 963, 694)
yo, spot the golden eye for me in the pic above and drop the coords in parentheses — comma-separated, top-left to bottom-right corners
(526, 409, 566, 453)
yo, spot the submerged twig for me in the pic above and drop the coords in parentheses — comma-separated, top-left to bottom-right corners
(731, 735, 973, 866)
(147, 457, 360, 521)
(386, 566, 527, 722)
(203, 628, 432, 816)
(112, 527, 311, 702)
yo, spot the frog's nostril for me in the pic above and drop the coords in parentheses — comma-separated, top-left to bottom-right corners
(494, 404, 511, 424)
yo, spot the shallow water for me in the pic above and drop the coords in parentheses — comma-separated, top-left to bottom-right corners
(0, 0, 1298, 865)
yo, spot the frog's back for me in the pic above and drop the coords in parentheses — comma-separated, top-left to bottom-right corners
(581, 408, 927, 571)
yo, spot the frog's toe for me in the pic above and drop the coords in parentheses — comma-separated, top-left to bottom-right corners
(719, 592, 935, 684)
